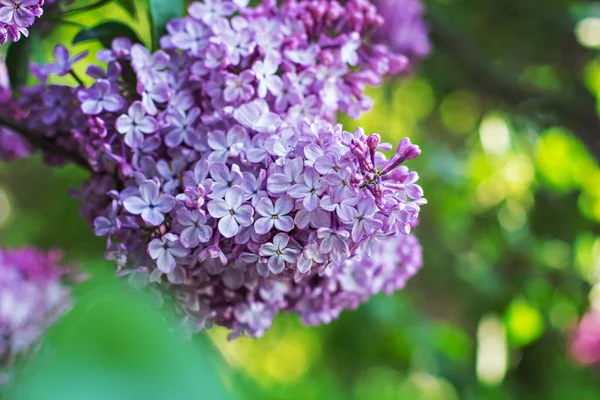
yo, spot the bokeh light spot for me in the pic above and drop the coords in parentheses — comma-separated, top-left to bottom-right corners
(476, 315, 507, 386)
(479, 115, 511, 155)
(440, 90, 482, 135)
(505, 299, 545, 347)
(576, 17, 600, 48)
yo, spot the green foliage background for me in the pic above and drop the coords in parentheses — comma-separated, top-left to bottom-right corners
(1, 0, 600, 398)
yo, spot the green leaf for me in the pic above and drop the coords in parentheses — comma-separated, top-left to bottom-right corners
(147, 0, 184, 50)
(5, 31, 42, 90)
(116, 0, 136, 17)
(73, 21, 141, 49)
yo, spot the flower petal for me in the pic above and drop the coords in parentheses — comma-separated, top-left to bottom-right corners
(218, 214, 239, 238)
(254, 217, 274, 235)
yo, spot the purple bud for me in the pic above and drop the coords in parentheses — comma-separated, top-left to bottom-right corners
(350, 138, 368, 159)
(366, 133, 381, 150)
(380, 138, 421, 174)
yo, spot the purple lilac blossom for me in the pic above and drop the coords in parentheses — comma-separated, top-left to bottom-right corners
(372, 0, 431, 62)
(5, 0, 427, 338)
(571, 308, 600, 366)
(0, 247, 74, 384)
(0, 54, 31, 161)
(0, 0, 44, 46)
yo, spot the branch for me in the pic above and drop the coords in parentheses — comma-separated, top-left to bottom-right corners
(427, 5, 600, 164)
(0, 115, 92, 171)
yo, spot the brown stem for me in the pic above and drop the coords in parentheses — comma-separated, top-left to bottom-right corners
(0, 115, 92, 171)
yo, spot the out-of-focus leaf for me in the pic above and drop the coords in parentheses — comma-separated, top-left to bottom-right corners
(5, 274, 233, 400)
(116, 0, 136, 17)
(73, 21, 141, 49)
(6, 31, 42, 90)
(147, 0, 184, 50)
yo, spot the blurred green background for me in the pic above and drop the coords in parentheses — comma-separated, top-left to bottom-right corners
(2, 0, 600, 398)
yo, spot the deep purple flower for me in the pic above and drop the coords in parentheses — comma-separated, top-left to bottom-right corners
(42, 45, 88, 76)
(123, 180, 175, 226)
(207, 186, 254, 238)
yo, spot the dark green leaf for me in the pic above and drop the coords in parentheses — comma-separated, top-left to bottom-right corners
(5, 31, 42, 90)
(116, 0, 136, 17)
(73, 21, 141, 49)
(147, 0, 184, 50)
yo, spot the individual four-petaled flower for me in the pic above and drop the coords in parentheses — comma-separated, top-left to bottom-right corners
(288, 167, 327, 211)
(123, 180, 175, 226)
(207, 186, 254, 238)
(254, 195, 294, 234)
(148, 233, 190, 273)
(258, 233, 299, 274)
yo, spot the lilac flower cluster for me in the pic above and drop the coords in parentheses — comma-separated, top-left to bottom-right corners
(0, 0, 44, 45)
(9, 0, 426, 338)
(0, 54, 31, 161)
(373, 0, 431, 62)
(0, 247, 73, 381)
(571, 309, 600, 366)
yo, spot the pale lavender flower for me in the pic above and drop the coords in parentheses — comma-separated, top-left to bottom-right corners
(207, 125, 248, 162)
(348, 197, 383, 241)
(189, 0, 236, 24)
(296, 241, 326, 274)
(223, 70, 255, 103)
(176, 209, 213, 248)
(266, 157, 303, 195)
(320, 195, 357, 222)
(234, 302, 273, 338)
(115, 101, 159, 148)
(253, 195, 294, 234)
(138, 81, 171, 115)
(0, 0, 37, 28)
(123, 180, 175, 226)
(253, 57, 283, 98)
(288, 167, 327, 211)
(258, 233, 299, 274)
(233, 99, 281, 133)
(78, 80, 125, 115)
(172, 19, 210, 56)
(165, 107, 201, 147)
(207, 186, 254, 238)
(148, 233, 190, 273)
(208, 162, 243, 199)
